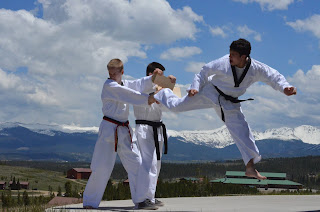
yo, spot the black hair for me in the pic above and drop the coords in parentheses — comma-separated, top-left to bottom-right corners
(146, 62, 165, 76)
(230, 38, 251, 57)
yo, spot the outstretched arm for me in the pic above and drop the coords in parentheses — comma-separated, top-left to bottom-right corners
(102, 81, 156, 106)
(125, 68, 164, 92)
(188, 59, 219, 96)
(256, 62, 293, 94)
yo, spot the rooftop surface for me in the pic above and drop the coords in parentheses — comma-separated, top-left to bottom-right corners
(226, 171, 287, 178)
(211, 178, 302, 186)
(47, 195, 320, 212)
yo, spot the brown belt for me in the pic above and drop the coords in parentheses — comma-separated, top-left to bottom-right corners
(103, 116, 132, 152)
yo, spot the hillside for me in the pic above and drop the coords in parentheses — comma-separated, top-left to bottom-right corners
(0, 165, 83, 192)
(2, 156, 320, 189)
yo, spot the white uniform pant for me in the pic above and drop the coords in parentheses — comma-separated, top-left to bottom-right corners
(83, 121, 141, 208)
(154, 87, 261, 165)
(135, 125, 164, 203)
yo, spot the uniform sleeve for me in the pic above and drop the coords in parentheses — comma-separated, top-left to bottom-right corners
(256, 62, 292, 93)
(124, 75, 153, 93)
(101, 82, 149, 106)
(188, 61, 218, 92)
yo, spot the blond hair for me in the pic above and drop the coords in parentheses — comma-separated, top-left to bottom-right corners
(107, 58, 123, 71)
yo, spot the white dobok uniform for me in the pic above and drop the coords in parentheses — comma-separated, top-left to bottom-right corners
(83, 76, 153, 208)
(133, 85, 168, 203)
(154, 55, 292, 166)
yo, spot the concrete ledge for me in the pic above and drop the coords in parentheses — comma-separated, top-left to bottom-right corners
(47, 195, 320, 212)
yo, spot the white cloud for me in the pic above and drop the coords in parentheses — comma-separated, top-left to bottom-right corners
(0, 68, 60, 124)
(0, 69, 21, 90)
(160, 46, 202, 60)
(233, 0, 295, 11)
(208, 24, 261, 41)
(38, 0, 203, 44)
(288, 59, 294, 64)
(0, 0, 317, 133)
(253, 34, 262, 42)
(210, 26, 227, 38)
(286, 14, 320, 40)
(27, 87, 59, 106)
(185, 62, 206, 73)
(289, 65, 320, 95)
(237, 25, 262, 42)
(0, 0, 203, 127)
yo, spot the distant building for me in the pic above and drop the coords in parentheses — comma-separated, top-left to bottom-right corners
(123, 179, 129, 186)
(0, 181, 6, 190)
(9, 181, 29, 190)
(20, 182, 30, 189)
(210, 171, 303, 190)
(67, 168, 92, 179)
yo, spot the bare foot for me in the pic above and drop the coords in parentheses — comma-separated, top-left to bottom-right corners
(83, 205, 94, 209)
(245, 168, 267, 180)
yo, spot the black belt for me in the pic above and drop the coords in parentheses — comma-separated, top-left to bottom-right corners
(135, 120, 168, 160)
(103, 116, 132, 152)
(214, 86, 254, 122)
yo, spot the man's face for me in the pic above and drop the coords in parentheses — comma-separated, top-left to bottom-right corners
(108, 68, 123, 80)
(229, 50, 246, 66)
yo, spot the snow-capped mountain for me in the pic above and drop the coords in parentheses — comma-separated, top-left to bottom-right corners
(0, 122, 319, 162)
(0, 122, 98, 136)
(168, 126, 234, 148)
(1, 122, 319, 147)
(168, 125, 320, 148)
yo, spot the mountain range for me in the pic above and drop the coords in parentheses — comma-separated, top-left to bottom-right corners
(1, 122, 320, 162)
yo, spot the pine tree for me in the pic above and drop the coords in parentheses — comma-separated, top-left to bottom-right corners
(64, 182, 72, 197)
(57, 185, 62, 196)
(72, 185, 80, 198)
(48, 185, 55, 198)
(17, 191, 23, 206)
(1, 192, 5, 207)
(17, 179, 21, 190)
(23, 190, 30, 206)
(103, 179, 114, 200)
(11, 177, 17, 190)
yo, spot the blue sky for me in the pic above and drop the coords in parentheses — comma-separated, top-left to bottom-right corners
(0, 0, 319, 131)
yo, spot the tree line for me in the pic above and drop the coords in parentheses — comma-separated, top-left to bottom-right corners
(1, 155, 320, 188)
(0, 181, 74, 210)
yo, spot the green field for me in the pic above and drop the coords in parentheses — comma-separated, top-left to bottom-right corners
(0, 165, 86, 193)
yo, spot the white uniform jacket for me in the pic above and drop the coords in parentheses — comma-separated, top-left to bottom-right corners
(189, 54, 292, 110)
(133, 85, 167, 139)
(90, 75, 154, 171)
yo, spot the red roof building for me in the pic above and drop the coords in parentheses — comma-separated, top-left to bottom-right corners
(67, 168, 92, 179)
(123, 179, 130, 186)
(9, 181, 29, 190)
